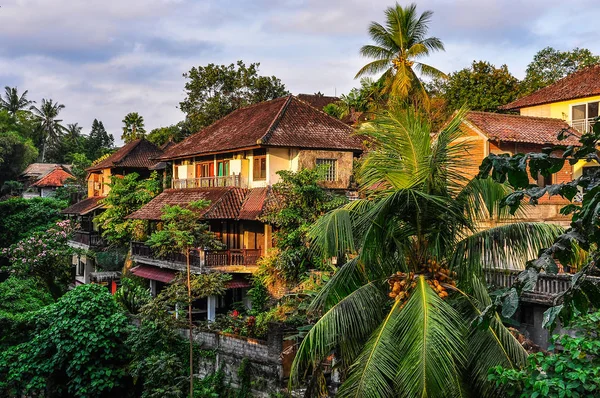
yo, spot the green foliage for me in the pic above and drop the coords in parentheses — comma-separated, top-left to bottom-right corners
(94, 172, 161, 246)
(87, 118, 115, 161)
(0, 284, 133, 397)
(95, 247, 128, 271)
(477, 117, 600, 329)
(146, 200, 223, 257)
(30, 98, 67, 162)
(355, 3, 445, 101)
(489, 311, 600, 397)
(2, 219, 76, 299)
(260, 167, 346, 283)
(431, 60, 520, 112)
(248, 278, 270, 314)
(179, 60, 289, 132)
(324, 78, 385, 120)
(122, 112, 147, 143)
(148, 121, 191, 146)
(0, 109, 38, 184)
(521, 47, 600, 95)
(0, 180, 23, 196)
(0, 197, 66, 249)
(0, 86, 33, 116)
(115, 277, 152, 314)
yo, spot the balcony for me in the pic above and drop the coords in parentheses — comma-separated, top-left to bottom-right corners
(172, 174, 243, 189)
(130, 241, 261, 272)
(70, 230, 105, 248)
(570, 118, 597, 133)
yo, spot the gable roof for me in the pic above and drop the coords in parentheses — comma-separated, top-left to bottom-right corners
(30, 166, 74, 188)
(161, 95, 362, 160)
(126, 187, 273, 221)
(501, 64, 600, 110)
(61, 196, 106, 215)
(19, 163, 71, 180)
(87, 139, 163, 172)
(296, 93, 340, 110)
(465, 111, 581, 146)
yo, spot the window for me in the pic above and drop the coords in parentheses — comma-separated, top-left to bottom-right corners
(196, 162, 214, 178)
(76, 257, 85, 276)
(217, 160, 230, 177)
(571, 101, 599, 132)
(253, 150, 266, 180)
(537, 172, 553, 188)
(316, 158, 338, 182)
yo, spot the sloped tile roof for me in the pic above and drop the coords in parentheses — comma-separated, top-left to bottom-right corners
(20, 163, 71, 179)
(87, 139, 163, 172)
(131, 265, 176, 283)
(501, 64, 600, 110)
(30, 166, 74, 188)
(296, 94, 340, 110)
(61, 196, 106, 215)
(465, 111, 581, 146)
(161, 96, 362, 160)
(238, 187, 268, 220)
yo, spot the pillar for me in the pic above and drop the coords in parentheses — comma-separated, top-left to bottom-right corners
(207, 295, 216, 322)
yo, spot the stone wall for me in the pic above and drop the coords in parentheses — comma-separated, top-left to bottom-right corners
(192, 323, 293, 397)
(298, 149, 354, 189)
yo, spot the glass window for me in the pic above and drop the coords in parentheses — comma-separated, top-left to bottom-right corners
(588, 102, 599, 119)
(572, 104, 586, 121)
(316, 158, 338, 182)
(537, 172, 553, 188)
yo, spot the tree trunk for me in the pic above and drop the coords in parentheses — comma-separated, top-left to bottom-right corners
(187, 249, 194, 397)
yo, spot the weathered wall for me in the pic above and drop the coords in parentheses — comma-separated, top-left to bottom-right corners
(192, 324, 293, 397)
(298, 149, 354, 189)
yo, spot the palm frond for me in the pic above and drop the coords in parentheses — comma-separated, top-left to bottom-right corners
(289, 282, 387, 388)
(451, 222, 564, 286)
(395, 275, 466, 397)
(355, 60, 392, 79)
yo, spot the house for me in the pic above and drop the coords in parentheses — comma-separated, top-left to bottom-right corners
(126, 95, 363, 319)
(61, 139, 163, 286)
(23, 165, 74, 198)
(18, 163, 72, 193)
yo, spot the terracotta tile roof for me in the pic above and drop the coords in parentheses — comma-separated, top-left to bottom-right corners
(87, 139, 163, 172)
(161, 96, 362, 160)
(296, 93, 340, 110)
(30, 166, 74, 187)
(19, 163, 71, 179)
(130, 265, 176, 283)
(61, 196, 106, 215)
(127, 187, 273, 221)
(501, 64, 600, 110)
(238, 187, 268, 220)
(465, 111, 581, 146)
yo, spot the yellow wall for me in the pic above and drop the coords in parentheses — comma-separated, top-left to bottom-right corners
(520, 95, 600, 121)
(267, 147, 290, 185)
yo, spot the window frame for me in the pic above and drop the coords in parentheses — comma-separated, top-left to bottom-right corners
(316, 158, 338, 182)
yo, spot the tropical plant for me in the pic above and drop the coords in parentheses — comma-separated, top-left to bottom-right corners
(114, 277, 152, 314)
(121, 112, 147, 143)
(30, 98, 67, 162)
(489, 311, 600, 397)
(0, 86, 33, 116)
(289, 105, 564, 397)
(356, 3, 446, 103)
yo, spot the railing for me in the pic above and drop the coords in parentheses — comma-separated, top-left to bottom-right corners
(570, 118, 597, 133)
(205, 249, 262, 267)
(484, 269, 600, 297)
(131, 241, 260, 268)
(72, 230, 105, 247)
(172, 174, 243, 189)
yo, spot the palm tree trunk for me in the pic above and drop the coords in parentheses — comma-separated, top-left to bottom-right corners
(41, 138, 47, 163)
(187, 249, 194, 397)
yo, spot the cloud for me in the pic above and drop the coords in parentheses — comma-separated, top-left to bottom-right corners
(1, 0, 599, 145)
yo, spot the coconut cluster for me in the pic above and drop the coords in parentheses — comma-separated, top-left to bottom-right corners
(388, 259, 457, 302)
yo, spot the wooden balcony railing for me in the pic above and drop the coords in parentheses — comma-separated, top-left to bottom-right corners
(72, 230, 105, 247)
(484, 269, 600, 297)
(172, 174, 243, 189)
(131, 241, 260, 269)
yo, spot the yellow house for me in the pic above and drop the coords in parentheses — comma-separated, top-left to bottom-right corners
(501, 64, 600, 178)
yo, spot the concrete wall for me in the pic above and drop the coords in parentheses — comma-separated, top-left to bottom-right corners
(267, 147, 290, 185)
(520, 95, 600, 122)
(298, 149, 354, 189)
(192, 324, 292, 397)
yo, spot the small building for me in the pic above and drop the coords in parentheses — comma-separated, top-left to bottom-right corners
(24, 165, 74, 198)
(127, 95, 363, 319)
(62, 139, 164, 286)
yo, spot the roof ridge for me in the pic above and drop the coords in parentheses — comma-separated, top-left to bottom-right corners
(257, 95, 293, 145)
(293, 95, 356, 131)
(467, 111, 570, 122)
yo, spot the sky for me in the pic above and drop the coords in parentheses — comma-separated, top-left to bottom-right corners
(1, 0, 599, 144)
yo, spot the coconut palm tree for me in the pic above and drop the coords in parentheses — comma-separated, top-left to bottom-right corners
(121, 112, 146, 143)
(65, 123, 82, 140)
(0, 86, 34, 116)
(30, 98, 67, 162)
(356, 3, 446, 103)
(290, 106, 564, 397)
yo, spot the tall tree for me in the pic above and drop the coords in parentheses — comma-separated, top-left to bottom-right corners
(179, 61, 289, 132)
(121, 112, 146, 143)
(290, 106, 562, 397)
(87, 119, 114, 161)
(355, 3, 445, 102)
(0, 110, 38, 184)
(0, 86, 33, 116)
(147, 121, 190, 146)
(30, 99, 67, 162)
(431, 61, 520, 112)
(521, 47, 600, 94)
